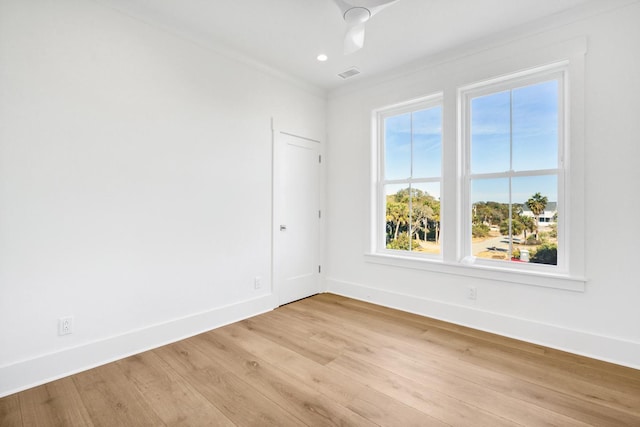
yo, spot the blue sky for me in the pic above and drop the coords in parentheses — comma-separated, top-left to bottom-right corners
(384, 106, 442, 184)
(471, 80, 558, 174)
(471, 175, 557, 205)
(384, 79, 559, 204)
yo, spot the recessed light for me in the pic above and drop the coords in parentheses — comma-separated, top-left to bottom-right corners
(317, 54, 328, 62)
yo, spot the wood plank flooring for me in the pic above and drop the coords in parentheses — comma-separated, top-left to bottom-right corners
(1, 293, 639, 426)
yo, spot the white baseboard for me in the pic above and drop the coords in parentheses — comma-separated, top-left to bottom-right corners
(325, 278, 640, 370)
(0, 294, 278, 398)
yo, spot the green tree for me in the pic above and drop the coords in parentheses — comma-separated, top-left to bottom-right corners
(431, 203, 441, 243)
(415, 190, 440, 242)
(499, 218, 524, 237)
(411, 203, 434, 242)
(386, 201, 408, 241)
(386, 187, 441, 246)
(519, 215, 536, 239)
(473, 202, 503, 226)
(387, 232, 418, 251)
(526, 192, 548, 237)
(472, 223, 490, 238)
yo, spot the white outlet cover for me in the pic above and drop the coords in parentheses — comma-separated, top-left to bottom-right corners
(58, 316, 73, 335)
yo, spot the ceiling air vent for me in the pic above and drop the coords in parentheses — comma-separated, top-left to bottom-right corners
(338, 67, 361, 79)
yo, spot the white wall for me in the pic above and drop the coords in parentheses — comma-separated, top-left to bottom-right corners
(0, 0, 325, 396)
(326, 2, 640, 368)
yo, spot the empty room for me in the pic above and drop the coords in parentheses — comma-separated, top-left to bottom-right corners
(1, 0, 639, 425)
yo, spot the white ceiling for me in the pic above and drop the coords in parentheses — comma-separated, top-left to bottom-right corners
(97, 0, 596, 90)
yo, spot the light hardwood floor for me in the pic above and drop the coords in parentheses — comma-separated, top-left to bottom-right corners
(1, 293, 639, 426)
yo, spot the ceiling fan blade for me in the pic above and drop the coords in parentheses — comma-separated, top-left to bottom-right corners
(367, 0, 398, 17)
(344, 22, 365, 55)
(335, 0, 398, 15)
(333, 0, 399, 55)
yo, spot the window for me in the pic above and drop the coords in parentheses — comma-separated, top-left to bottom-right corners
(375, 96, 443, 256)
(369, 57, 585, 289)
(460, 64, 566, 271)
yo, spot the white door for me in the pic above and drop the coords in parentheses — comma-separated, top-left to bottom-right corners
(273, 130, 321, 306)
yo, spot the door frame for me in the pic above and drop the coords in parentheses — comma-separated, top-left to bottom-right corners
(271, 119, 325, 306)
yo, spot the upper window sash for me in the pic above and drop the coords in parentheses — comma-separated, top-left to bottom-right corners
(377, 95, 443, 183)
(460, 65, 568, 175)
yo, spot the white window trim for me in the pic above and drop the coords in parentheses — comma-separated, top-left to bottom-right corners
(368, 41, 587, 292)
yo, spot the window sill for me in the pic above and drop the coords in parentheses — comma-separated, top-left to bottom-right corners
(364, 253, 586, 292)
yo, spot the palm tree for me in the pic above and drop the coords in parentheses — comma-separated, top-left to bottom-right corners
(526, 192, 548, 238)
(519, 214, 536, 239)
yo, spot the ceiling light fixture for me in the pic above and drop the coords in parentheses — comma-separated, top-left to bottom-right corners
(317, 54, 328, 62)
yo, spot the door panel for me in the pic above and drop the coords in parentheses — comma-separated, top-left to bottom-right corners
(273, 131, 320, 306)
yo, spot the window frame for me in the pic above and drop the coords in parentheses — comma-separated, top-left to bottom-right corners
(374, 94, 444, 259)
(367, 51, 586, 292)
(459, 63, 568, 275)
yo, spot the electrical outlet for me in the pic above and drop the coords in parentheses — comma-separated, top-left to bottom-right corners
(58, 316, 73, 336)
(468, 287, 477, 300)
(254, 276, 262, 290)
